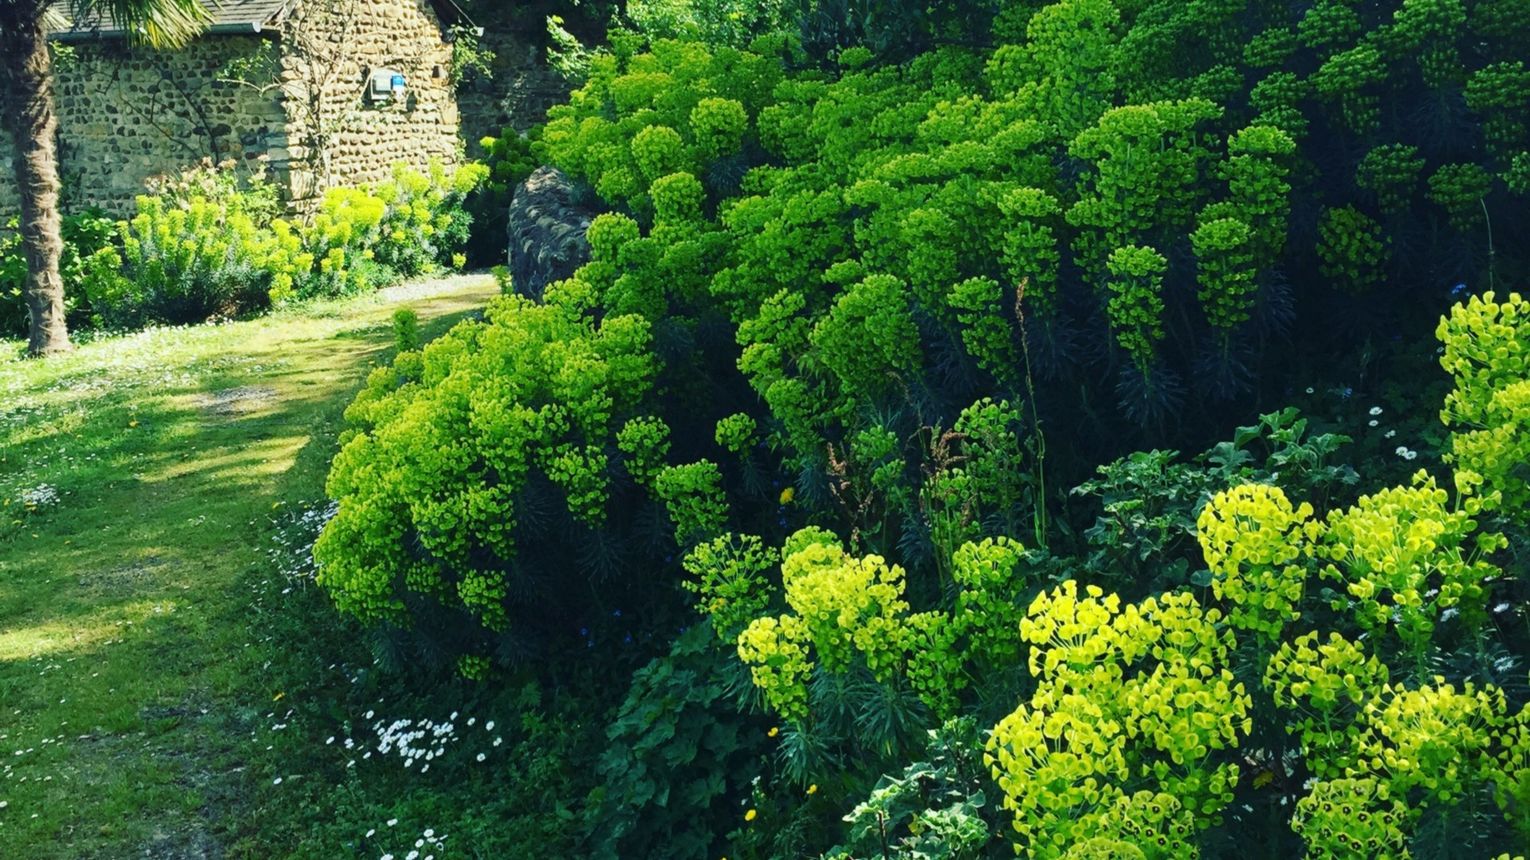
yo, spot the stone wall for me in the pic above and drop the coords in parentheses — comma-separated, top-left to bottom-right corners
(456, 28, 571, 154)
(0, 0, 465, 222)
(278, 0, 462, 207)
(0, 36, 285, 220)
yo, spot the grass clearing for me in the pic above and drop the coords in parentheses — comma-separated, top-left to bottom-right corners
(0, 276, 498, 857)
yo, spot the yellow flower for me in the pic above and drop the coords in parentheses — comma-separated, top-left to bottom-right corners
(807, 784, 818, 795)
(778, 486, 795, 505)
(129, 420, 139, 428)
(744, 809, 757, 822)
(768, 726, 779, 738)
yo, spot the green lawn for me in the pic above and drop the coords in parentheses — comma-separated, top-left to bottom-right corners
(0, 276, 498, 857)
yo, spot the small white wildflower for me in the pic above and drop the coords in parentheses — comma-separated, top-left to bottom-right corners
(476, 753, 486, 762)
(273, 777, 282, 785)
(1305, 387, 1314, 394)
(1395, 446, 1411, 458)
(1385, 429, 1396, 439)
(366, 829, 376, 838)
(493, 737, 502, 747)
(424, 829, 434, 838)
(1440, 607, 1459, 622)
(388, 818, 398, 827)
(1368, 419, 1378, 427)
(484, 721, 494, 732)
(1369, 406, 1383, 416)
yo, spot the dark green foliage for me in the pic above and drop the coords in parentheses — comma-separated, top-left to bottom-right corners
(0, 210, 120, 336)
(1071, 407, 1360, 596)
(464, 128, 540, 267)
(392, 307, 421, 352)
(827, 718, 996, 859)
(586, 624, 768, 859)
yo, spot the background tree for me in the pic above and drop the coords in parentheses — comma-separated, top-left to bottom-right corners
(0, 0, 207, 356)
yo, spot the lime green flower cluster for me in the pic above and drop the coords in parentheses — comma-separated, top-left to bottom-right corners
(948, 276, 1020, 386)
(809, 273, 923, 400)
(1105, 245, 1168, 377)
(1005, 0, 1121, 138)
(1318, 473, 1499, 659)
(305, 187, 388, 295)
(1246, 70, 1309, 142)
(1297, 0, 1363, 51)
(1265, 632, 1390, 777)
(315, 296, 656, 631)
(1355, 143, 1426, 214)
(1196, 484, 1320, 641)
(689, 97, 749, 159)
(1494, 704, 1530, 841)
(1068, 99, 1224, 281)
(617, 416, 672, 486)
(1466, 62, 1530, 154)
(119, 191, 311, 318)
(630, 125, 689, 183)
(997, 187, 1062, 316)
(951, 398, 1029, 528)
(1387, 0, 1467, 87)
(950, 537, 1028, 667)
(1088, 791, 1198, 860)
(781, 542, 910, 678)
(540, 37, 780, 212)
(649, 172, 705, 227)
(1060, 839, 1144, 860)
(1310, 43, 1385, 132)
(723, 530, 1044, 724)
(1316, 205, 1388, 292)
(1427, 163, 1494, 231)
(988, 582, 1250, 854)
(1222, 124, 1297, 260)
(1356, 680, 1507, 806)
(736, 613, 814, 722)
(653, 461, 730, 545)
(713, 413, 758, 456)
(1291, 777, 1410, 859)
(1438, 291, 1530, 521)
(682, 533, 774, 642)
(1190, 217, 1257, 334)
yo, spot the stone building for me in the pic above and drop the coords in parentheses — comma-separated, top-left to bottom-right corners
(0, 0, 469, 219)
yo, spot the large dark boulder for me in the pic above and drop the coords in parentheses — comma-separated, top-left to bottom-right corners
(505, 166, 596, 301)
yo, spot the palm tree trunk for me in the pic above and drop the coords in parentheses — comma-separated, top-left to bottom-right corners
(1, 4, 73, 356)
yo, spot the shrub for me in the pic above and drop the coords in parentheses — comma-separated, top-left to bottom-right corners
(316, 13, 1530, 857)
(392, 307, 420, 352)
(464, 128, 540, 266)
(0, 211, 121, 337)
(114, 186, 300, 326)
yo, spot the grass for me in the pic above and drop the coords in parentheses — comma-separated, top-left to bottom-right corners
(0, 276, 499, 857)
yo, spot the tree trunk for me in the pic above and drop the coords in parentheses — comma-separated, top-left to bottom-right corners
(1, 5, 73, 356)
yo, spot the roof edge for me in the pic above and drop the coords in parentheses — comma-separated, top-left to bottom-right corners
(51, 21, 270, 42)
